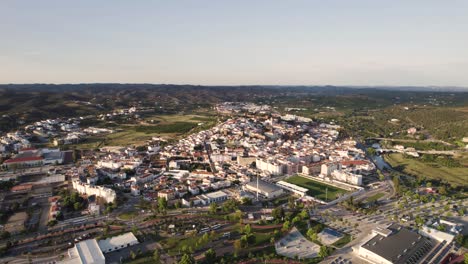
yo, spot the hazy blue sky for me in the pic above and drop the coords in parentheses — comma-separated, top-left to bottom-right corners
(1, 0, 467, 86)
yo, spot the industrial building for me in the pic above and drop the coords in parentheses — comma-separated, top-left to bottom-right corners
(64, 239, 105, 264)
(98, 232, 139, 253)
(358, 224, 436, 264)
(62, 232, 139, 263)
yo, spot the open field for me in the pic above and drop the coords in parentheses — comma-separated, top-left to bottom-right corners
(118, 211, 138, 220)
(285, 175, 348, 201)
(384, 153, 467, 187)
(67, 113, 218, 148)
(4, 212, 27, 233)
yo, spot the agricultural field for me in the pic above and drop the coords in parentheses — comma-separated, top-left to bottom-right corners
(384, 153, 467, 187)
(285, 175, 348, 201)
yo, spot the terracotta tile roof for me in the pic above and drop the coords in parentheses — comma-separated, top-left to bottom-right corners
(4, 156, 43, 163)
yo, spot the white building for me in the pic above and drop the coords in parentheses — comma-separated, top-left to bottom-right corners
(256, 158, 284, 175)
(320, 163, 341, 176)
(182, 190, 229, 207)
(72, 180, 116, 203)
(97, 160, 122, 170)
(331, 170, 363, 186)
(62, 239, 105, 264)
(276, 181, 308, 196)
(244, 180, 284, 199)
(98, 232, 139, 254)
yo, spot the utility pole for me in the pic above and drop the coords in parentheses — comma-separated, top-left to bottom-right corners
(326, 187, 328, 202)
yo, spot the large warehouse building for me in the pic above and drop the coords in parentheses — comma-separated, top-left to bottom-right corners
(64, 239, 105, 264)
(61, 232, 139, 264)
(358, 224, 436, 264)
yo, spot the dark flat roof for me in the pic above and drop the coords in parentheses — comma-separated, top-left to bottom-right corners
(362, 226, 435, 264)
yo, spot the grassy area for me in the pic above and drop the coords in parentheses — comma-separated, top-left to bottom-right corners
(68, 113, 218, 148)
(365, 193, 385, 203)
(161, 232, 218, 256)
(385, 153, 467, 187)
(134, 122, 196, 134)
(332, 233, 352, 248)
(118, 211, 138, 220)
(285, 175, 348, 201)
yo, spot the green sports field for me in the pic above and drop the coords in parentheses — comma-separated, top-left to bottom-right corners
(285, 175, 348, 201)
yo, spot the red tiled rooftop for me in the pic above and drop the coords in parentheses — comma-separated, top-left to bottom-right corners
(4, 156, 44, 163)
(11, 184, 33, 192)
(19, 147, 36, 152)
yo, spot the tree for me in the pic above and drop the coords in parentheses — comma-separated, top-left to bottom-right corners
(243, 224, 252, 235)
(272, 207, 285, 220)
(130, 250, 136, 260)
(367, 147, 376, 156)
(288, 196, 296, 210)
(282, 220, 291, 231)
(158, 197, 168, 213)
(307, 228, 317, 241)
(299, 209, 308, 220)
(132, 225, 138, 235)
(74, 202, 82, 211)
(292, 216, 301, 224)
(204, 248, 216, 264)
(241, 197, 252, 205)
(47, 220, 58, 227)
(318, 246, 330, 258)
(240, 235, 248, 248)
(459, 208, 465, 216)
(270, 237, 276, 244)
(233, 239, 242, 253)
(209, 203, 217, 214)
(179, 253, 195, 264)
(153, 249, 161, 264)
(439, 185, 448, 196)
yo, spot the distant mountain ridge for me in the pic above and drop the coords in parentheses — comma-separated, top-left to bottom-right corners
(1, 84, 467, 133)
(1, 83, 468, 92)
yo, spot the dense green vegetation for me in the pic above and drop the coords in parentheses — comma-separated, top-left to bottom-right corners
(285, 175, 348, 201)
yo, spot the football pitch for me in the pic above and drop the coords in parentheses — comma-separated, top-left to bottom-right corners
(285, 175, 348, 201)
